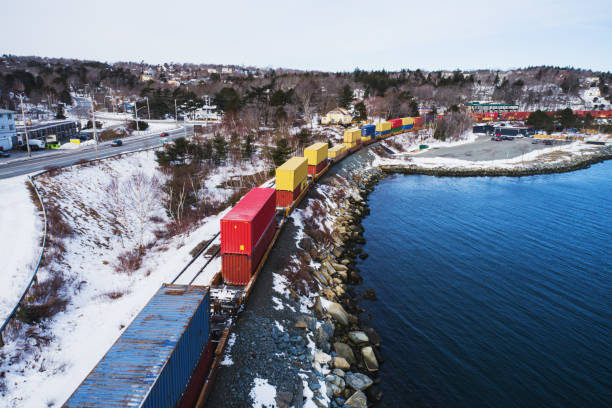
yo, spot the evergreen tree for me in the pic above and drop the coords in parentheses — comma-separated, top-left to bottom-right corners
(271, 138, 292, 167)
(338, 84, 354, 109)
(558, 108, 577, 129)
(242, 133, 255, 160)
(55, 104, 66, 119)
(296, 128, 311, 146)
(410, 100, 419, 116)
(526, 110, 554, 133)
(353, 101, 367, 121)
(212, 133, 228, 164)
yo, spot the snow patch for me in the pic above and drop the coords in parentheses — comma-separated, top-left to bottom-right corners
(249, 378, 277, 408)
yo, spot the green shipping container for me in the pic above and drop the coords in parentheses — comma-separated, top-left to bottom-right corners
(419, 144, 429, 149)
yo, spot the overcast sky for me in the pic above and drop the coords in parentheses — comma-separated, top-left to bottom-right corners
(2, 0, 611, 72)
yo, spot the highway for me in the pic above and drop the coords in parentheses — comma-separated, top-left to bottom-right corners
(0, 126, 193, 179)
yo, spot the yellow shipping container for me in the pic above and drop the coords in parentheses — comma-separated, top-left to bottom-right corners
(343, 141, 357, 149)
(328, 145, 346, 158)
(304, 142, 328, 165)
(343, 129, 361, 143)
(361, 136, 371, 142)
(401, 117, 415, 126)
(276, 156, 308, 191)
(375, 122, 392, 132)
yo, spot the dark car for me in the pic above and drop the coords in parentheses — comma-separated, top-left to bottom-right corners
(160, 132, 169, 137)
(0, 150, 10, 158)
(111, 139, 123, 147)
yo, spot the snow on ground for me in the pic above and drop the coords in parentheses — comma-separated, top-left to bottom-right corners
(0, 176, 43, 325)
(0, 148, 270, 407)
(221, 333, 237, 366)
(374, 140, 599, 170)
(249, 378, 278, 408)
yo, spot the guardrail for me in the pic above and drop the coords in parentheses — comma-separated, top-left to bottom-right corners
(0, 176, 47, 346)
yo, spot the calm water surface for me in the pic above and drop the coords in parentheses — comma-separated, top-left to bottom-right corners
(358, 161, 612, 408)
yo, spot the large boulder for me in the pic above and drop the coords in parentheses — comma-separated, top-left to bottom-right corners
(361, 346, 379, 372)
(348, 331, 369, 345)
(343, 390, 367, 408)
(314, 351, 332, 365)
(333, 356, 351, 371)
(333, 342, 356, 365)
(345, 373, 373, 391)
(325, 302, 349, 326)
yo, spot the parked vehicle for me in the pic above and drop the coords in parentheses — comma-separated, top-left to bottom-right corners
(46, 135, 61, 149)
(0, 150, 10, 158)
(160, 132, 169, 137)
(111, 139, 123, 147)
(23, 139, 46, 151)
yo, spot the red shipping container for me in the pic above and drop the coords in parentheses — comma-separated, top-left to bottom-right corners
(221, 188, 276, 255)
(222, 217, 276, 285)
(413, 117, 425, 127)
(308, 159, 328, 176)
(389, 119, 403, 128)
(276, 182, 303, 208)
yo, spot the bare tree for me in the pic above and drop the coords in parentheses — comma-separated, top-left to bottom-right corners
(108, 172, 162, 250)
(295, 78, 318, 126)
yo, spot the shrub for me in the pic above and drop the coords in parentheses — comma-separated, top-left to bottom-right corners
(115, 249, 144, 274)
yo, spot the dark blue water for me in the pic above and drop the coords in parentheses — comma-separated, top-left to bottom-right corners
(358, 161, 612, 408)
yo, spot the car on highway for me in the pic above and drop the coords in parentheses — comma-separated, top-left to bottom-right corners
(0, 150, 10, 158)
(160, 132, 169, 137)
(111, 139, 123, 147)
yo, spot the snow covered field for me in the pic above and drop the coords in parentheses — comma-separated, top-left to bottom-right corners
(0, 148, 269, 407)
(0, 177, 43, 327)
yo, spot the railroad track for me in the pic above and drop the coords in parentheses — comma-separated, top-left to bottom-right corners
(171, 232, 222, 286)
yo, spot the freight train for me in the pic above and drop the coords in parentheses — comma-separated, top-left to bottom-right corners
(63, 117, 425, 408)
(472, 109, 612, 122)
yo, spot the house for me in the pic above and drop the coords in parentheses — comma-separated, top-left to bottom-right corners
(207, 68, 218, 74)
(167, 79, 181, 87)
(221, 67, 233, 74)
(139, 73, 154, 82)
(321, 107, 352, 126)
(0, 109, 16, 150)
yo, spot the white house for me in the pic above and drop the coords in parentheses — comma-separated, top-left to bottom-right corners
(0, 109, 16, 150)
(221, 67, 233, 74)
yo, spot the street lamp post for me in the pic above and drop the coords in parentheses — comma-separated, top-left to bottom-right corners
(18, 94, 31, 158)
(91, 93, 98, 160)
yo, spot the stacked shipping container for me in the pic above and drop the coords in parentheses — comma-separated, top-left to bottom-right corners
(275, 157, 308, 208)
(413, 116, 425, 129)
(304, 142, 329, 176)
(64, 285, 211, 408)
(375, 122, 391, 137)
(361, 124, 376, 141)
(343, 128, 361, 148)
(389, 119, 403, 134)
(401, 117, 414, 130)
(220, 188, 277, 285)
(328, 144, 346, 158)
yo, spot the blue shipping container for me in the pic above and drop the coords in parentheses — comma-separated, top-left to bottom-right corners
(361, 124, 376, 137)
(64, 285, 210, 408)
(402, 124, 413, 130)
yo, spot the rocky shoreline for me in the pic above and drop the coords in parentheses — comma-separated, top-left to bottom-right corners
(379, 145, 612, 177)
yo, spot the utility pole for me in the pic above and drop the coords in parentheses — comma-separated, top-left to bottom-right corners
(175, 99, 178, 126)
(135, 100, 140, 132)
(91, 93, 98, 159)
(145, 96, 150, 120)
(19, 94, 31, 158)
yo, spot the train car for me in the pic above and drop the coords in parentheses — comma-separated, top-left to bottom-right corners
(304, 142, 329, 176)
(375, 122, 391, 138)
(401, 117, 414, 130)
(361, 124, 376, 139)
(389, 119, 403, 135)
(328, 144, 346, 159)
(343, 128, 361, 148)
(413, 116, 425, 130)
(221, 188, 277, 285)
(64, 285, 211, 408)
(275, 157, 308, 208)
